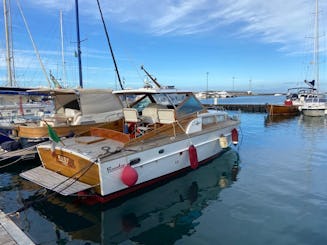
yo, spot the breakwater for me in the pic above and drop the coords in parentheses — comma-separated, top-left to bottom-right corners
(204, 104, 267, 113)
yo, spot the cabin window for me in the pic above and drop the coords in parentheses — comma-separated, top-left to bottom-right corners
(216, 114, 227, 122)
(202, 116, 216, 125)
(176, 95, 203, 117)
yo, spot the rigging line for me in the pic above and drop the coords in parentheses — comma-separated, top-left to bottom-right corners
(15, 0, 51, 88)
(96, 0, 124, 90)
(0, 156, 22, 169)
(0, 144, 37, 160)
(50, 160, 96, 194)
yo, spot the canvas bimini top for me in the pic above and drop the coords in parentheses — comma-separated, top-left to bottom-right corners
(27, 88, 123, 115)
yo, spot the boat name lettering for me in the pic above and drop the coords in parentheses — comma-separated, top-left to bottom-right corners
(56, 155, 75, 168)
(107, 164, 125, 173)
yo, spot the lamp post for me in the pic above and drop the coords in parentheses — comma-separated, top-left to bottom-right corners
(206, 72, 209, 98)
(232, 76, 235, 91)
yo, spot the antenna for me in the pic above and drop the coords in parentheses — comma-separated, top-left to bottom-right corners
(140, 65, 162, 88)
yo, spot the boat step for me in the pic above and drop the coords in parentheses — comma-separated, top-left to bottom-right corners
(20, 166, 92, 196)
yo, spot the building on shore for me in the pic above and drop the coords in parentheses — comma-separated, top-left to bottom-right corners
(195, 90, 253, 99)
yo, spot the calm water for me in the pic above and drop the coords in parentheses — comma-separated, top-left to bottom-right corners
(1, 96, 327, 245)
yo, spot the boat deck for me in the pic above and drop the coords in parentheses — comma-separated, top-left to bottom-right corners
(42, 118, 239, 163)
(20, 166, 93, 195)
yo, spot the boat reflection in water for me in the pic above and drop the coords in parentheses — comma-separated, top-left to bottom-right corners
(264, 114, 299, 126)
(24, 149, 240, 244)
(299, 114, 327, 127)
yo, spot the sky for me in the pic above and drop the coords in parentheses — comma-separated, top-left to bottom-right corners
(0, 0, 327, 93)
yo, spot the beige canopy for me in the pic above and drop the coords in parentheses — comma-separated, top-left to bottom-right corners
(27, 88, 123, 114)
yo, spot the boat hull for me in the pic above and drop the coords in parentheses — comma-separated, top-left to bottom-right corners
(266, 104, 300, 116)
(300, 101, 327, 117)
(301, 108, 326, 117)
(36, 120, 239, 199)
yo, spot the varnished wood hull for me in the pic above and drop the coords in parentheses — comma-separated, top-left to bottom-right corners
(266, 104, 300, 116)
(38, 147, 101, 194)
(17, 119, 124, 139)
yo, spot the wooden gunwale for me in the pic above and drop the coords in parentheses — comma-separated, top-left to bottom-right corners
(17, 119, 124, 138)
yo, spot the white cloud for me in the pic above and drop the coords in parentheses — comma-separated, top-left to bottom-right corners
(99, 0, 326, 53)
(15, 0, 327, 56)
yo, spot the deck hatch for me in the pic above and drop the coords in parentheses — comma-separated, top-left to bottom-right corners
(20, 166, 92, 196)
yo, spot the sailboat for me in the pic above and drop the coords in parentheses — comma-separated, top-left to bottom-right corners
(0, 1, 125, 161)
(299, 0, 327, 117)
(0, 0, 54, 144)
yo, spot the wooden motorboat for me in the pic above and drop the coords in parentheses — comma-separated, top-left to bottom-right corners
(26, 149, 240, 243)
(265, 104, 300, 116)
(20, 87, 240, 203)
(13, 88, 124, 143)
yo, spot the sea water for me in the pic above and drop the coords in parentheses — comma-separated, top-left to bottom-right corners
(0, 96, 327, 245)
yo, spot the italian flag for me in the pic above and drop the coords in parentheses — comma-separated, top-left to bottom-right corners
(47, 125, 60, 143)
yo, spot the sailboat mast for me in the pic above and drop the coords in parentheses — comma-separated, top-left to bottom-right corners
(60, 10, 66, 88)
(96, 0, 124, 90)
(75, 0, 83, 88)
(3, 0, 14, 86)
(16, 0, 51, 87)
(314, 0, 319, 90)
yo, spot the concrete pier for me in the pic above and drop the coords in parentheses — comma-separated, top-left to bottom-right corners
(0, 210, 35, 245)
(204, 103, 267, 113)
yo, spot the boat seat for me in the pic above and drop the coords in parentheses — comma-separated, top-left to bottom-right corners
(142, 107, 158, 124)
(123, 108, 140, 123)
(157, 109, 177, 137)
(123, 108, 148, 137)
(65, 108, 80, 122)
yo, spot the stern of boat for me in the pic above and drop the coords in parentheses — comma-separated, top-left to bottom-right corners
(37, 144, 101, 194)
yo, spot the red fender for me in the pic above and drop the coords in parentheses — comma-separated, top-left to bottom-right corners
(231, 128, 239, 145)
(188, 145, 199, 169)
(121, 165, 138, 187)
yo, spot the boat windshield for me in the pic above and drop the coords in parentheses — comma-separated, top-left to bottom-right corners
(176, 95, 203, 117)
(125, 92, 204, 117)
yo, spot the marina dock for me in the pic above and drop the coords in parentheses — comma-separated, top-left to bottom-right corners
(0, 210, 35, 244)
(204, 103, 268, 113)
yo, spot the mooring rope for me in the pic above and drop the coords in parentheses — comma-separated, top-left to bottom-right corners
(7, 159, 98, 217)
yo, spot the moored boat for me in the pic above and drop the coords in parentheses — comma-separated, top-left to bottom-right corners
(297, 0, 327, 117)
(0, 88, 124, 164)
(12, 88, 123, 144)
(265, 104, 300, 116)
(299, 95, 327, 117)
(20, 86, 240, 203)
(26, 149, 240, 243)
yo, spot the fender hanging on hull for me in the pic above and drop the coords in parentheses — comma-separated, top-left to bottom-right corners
(188, 145, 199, 169)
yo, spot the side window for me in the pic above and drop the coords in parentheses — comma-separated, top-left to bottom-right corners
(176, 95, 203, 117)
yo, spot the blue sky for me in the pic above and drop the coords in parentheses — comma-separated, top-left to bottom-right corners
(0, 0, 327, 93)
